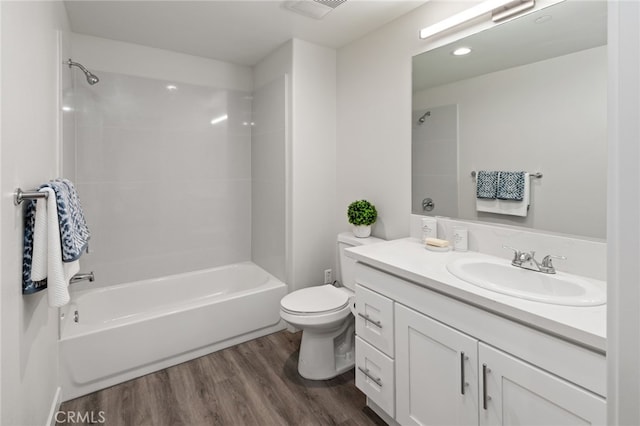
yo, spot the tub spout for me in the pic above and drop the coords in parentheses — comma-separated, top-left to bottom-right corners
(70, 272, 95, 284)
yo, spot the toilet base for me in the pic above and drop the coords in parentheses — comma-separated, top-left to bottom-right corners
(297, 317, 355, 380)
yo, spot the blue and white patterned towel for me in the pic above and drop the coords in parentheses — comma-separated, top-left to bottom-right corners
(22, 179, 90, 294)
(476, 171, 498, 199)
(23, 200, 46, 294)
(497, 171, 526, 201)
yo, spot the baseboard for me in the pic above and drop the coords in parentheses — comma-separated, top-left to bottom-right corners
(367, 398, 398, 426)
(46, 386, 62, 426)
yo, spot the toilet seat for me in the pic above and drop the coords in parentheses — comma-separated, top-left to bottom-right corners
(280, 285, 349, 316)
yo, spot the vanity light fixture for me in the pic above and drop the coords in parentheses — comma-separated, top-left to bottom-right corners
(452, 47, 472, 56)
(419, 0, 535, 40)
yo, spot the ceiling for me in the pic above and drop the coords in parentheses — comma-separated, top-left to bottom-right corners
(64, 0, 426, 67)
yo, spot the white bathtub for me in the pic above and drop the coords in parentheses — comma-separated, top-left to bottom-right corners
(59, 262, 287, 401)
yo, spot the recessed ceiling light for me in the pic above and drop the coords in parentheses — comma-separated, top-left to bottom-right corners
(452, 47, 472, 56)
(166, 84, 178, 91)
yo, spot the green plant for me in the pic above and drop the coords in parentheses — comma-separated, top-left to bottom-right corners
(347, 200, 377, 226)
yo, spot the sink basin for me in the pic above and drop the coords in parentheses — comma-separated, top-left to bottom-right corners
(446, 257, 606, 306)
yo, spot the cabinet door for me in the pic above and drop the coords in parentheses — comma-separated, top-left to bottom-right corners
(396, 304, 479, 426)
(479, 343, 606, 426)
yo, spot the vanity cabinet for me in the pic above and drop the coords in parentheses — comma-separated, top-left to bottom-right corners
(353, 262, 607, 426)
(395, 304, 606, 426)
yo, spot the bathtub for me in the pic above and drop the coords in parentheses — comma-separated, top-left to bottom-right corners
(59, 262, 287, 401)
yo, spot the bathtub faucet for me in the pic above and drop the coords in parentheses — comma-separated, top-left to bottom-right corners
(70, 272, 95, 284)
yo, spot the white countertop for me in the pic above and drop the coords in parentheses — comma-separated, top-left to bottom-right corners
(346, 238, 606, 353)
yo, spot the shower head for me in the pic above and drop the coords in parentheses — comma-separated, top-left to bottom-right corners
(66, 59, 99, 85)
(418, 111, 431, 124)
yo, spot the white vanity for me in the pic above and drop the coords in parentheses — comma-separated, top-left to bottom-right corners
(347, 219, 606, 426)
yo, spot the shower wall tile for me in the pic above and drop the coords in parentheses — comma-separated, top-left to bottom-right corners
(251, 129, 286, 182)
(251, 76, 286, 282)
(252, 179, 286, 281)
(73, 71, 252, 286)
(251, 77, 286, 135)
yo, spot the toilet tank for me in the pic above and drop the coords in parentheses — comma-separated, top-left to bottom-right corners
(337, 232, 384, 291)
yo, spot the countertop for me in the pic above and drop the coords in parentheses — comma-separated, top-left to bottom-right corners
(346, 238, 606, 353)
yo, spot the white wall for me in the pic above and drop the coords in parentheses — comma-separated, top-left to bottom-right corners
(414, 46, 607, 238)
(336, 1, 475, 241)
(290, 39, 337, 291)
(1, 2, 70, 424)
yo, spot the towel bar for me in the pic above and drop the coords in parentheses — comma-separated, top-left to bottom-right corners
(14, 188, 48, 206)
(471, 171, 543, 179)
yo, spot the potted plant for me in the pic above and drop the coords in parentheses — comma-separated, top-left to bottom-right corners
(347, 200, 377, 238)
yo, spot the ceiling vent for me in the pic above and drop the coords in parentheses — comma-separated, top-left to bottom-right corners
(283, 0, 347, 20)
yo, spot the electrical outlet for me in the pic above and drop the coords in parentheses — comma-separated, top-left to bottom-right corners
(324, 269, 332, 284)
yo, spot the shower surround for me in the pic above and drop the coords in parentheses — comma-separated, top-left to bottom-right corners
(71, 71, 255, 285)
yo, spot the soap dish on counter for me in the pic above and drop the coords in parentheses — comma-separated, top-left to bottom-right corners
(425, 244, 451, 253)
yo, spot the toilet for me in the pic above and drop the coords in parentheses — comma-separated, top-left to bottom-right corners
(280, 232, 383, 380)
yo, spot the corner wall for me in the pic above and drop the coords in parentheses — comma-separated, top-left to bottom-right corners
(1, 2, 70, 424)
(290, 39, 337, 291)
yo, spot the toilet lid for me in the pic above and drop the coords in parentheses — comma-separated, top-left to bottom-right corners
(281, 285, 349, 314)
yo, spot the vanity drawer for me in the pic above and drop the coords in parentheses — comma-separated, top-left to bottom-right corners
(355, 284, 394, 357)
(356, 336, 395, 418)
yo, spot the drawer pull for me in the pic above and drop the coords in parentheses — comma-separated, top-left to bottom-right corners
(357, 312, 382, 328)
(358, 366, 383, 386)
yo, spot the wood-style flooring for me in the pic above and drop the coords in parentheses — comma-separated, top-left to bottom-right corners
(57, 330, 385, 426)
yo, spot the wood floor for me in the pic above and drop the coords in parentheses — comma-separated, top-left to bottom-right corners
(57, 331, 385, 426)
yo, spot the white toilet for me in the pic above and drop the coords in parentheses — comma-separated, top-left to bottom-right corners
(280, 232, 383, 380)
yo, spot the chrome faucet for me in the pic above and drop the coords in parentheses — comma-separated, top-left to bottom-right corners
(502, 245, 566, 274)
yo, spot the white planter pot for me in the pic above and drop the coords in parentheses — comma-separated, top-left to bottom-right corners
(352, 225, 372, 238)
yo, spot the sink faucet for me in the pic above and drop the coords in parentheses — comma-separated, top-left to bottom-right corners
(502, 245, 566, 274)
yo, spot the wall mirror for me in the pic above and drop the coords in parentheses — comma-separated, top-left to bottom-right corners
(412, 0, 607, 239)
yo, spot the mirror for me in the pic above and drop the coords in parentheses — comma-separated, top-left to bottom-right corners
(412, 1, 607, 239)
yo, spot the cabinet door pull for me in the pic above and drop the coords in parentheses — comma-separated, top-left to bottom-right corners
(358, 366, 383, 386)
(357, 312, 382, 328)
(460, 352, 467, 395)
(482, 363, 491, 410)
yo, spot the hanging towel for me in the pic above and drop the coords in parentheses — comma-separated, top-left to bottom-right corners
(497, 171, 526, 201)
(31, 188, 79, 306)
(476, 172, 530, 217)
(476, 171, 498, 199)
(22, 200, 47, 294)
(22, 179, 89, 301)
(47, 179, 90, 261)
